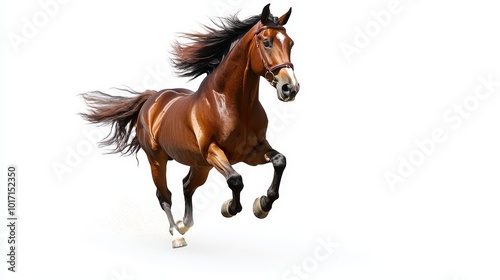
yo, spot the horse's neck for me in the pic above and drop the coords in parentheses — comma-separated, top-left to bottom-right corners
(205, 33, 261, 112)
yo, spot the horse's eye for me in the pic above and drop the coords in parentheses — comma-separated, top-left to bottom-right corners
(263, 39, 272, 48)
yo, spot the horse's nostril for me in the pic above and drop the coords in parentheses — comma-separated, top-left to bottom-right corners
(282, 84, 291, 94)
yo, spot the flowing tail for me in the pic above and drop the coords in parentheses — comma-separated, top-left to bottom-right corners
(80, 89, 154, 156)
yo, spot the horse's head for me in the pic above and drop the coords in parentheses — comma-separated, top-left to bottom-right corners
(252, 4, 300, 102)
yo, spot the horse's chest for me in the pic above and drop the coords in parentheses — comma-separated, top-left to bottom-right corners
(217, 122, 266, 162)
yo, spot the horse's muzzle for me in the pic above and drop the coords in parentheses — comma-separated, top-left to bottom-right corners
(276, 68, 300, 102)
(279, 83, 300, 102)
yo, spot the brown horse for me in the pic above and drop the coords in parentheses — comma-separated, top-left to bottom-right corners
(81, 4, 299, 248)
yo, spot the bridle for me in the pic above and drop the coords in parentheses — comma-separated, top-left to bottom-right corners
(254, 24, 294, 87)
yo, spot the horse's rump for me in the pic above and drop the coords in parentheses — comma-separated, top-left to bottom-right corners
(137, 88, 207, 165)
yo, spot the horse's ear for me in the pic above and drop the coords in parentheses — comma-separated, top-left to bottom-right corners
(278, 7, 292, 26)
(261, 4, 271, 25)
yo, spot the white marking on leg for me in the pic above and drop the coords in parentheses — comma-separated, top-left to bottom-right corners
(176, 220, 190, 235)
(172, 230, 187, 248)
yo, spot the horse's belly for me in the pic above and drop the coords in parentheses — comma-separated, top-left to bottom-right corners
(166, 146, 207, 166)
(157, 118, 208, 166)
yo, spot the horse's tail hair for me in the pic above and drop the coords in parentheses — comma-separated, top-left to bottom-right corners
(80, 89, 154, 156)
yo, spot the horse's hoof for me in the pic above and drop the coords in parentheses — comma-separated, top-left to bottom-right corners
(253, 197, 269, 219)
(221, 199, 234, 218)
(172, 236, 187, 248)
(176, 220, 189, 235)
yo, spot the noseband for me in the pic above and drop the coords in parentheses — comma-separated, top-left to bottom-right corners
(254, 25, 294, 86)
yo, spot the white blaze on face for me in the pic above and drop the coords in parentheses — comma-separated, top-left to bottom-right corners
(282, 67, 298, 88)
(276, 31, 286, 45)
(275, 32, 298, 87)
(263, 31, 287, 67)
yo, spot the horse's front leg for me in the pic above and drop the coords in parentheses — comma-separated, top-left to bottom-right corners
(252, 149, 286, 218)
(206, 143, 244, 217)
(244, 141, 287, 219)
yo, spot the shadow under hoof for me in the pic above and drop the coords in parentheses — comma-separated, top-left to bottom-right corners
(253, 197, 269, 219)
(172, 237, 188, 248)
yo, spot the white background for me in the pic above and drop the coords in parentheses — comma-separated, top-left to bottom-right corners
(1, 0, 500, 279)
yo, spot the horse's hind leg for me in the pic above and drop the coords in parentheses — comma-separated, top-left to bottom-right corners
(176, 166, 212, 234)
(146, 151, 187, 248)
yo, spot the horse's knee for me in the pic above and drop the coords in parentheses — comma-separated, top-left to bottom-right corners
(271, 153, 286, 171)
(227, 174, 243, 192)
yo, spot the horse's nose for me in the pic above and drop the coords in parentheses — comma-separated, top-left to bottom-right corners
(281, 83, 300, 99)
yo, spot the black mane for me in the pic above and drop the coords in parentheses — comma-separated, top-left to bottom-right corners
(171, 13, 279, 79)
